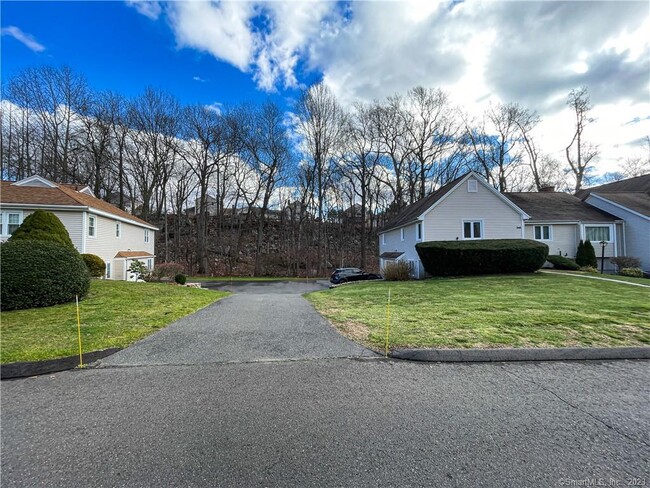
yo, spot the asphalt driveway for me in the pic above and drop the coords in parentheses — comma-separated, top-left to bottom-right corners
(99, 280, 375, 367)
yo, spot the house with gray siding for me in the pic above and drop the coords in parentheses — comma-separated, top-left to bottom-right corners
(576, 174, 650, 272)
(378, 172, 529, 278)
(0, 175, 157, 280)
(505, 191, 623, 271)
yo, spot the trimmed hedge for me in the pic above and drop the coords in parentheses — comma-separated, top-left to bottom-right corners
(174, 273, 187, 285)
(82, 253, 106, 278)
(546, 255, 580, 270)
(9, 210, 75, 249)
(1, 240, 90, 311)
(415, 239, 549, 276)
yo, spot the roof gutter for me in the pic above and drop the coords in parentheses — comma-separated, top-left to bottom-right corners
(0, 202, 159, 230)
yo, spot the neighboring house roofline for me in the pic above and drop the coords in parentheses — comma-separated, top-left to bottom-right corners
(2, 176, 159, 231)
(0, 202, 159, 231)
(588, 193, 650, 221)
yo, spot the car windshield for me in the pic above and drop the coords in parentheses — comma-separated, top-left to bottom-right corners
(337, 268, 362, 275)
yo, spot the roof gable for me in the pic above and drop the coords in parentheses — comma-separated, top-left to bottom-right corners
(379, 172, 528, 233)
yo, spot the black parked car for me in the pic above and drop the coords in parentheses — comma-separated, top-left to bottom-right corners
(330, 268, 383, 285)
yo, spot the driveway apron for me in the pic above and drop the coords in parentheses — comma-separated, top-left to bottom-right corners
(99, 281, 375, 367)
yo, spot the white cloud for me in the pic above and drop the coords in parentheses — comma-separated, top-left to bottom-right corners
(125, 1, 162, 20)
(1, 26, 45, 52)
(166, 1, 255, 71)
(128, 0, 649, 174)
(205, 102, 223, 115)
(193, 76, 207, 82)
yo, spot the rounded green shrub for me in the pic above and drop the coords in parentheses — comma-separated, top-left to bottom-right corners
(1, 240, 90, 311)
(174, 273, 187, 285)
(546, 255, 580, 270)
(415, 239, 549, 276)
(82, 253, 106, 278)
(9, 210, 75, 249)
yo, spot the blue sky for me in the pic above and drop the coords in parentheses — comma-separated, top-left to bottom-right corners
(1, 1, 313, 109)
(2, 1, 649, 175)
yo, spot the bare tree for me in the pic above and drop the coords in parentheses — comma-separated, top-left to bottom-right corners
(403, 87, 460, 199)
(295, 82, 346, 274)
(231, 102, 290, 275)
(566, 86, 599, 193)
(125, 88, 181, 221)
(465, 102, 528, 192)
(341, 102, 381, 269)
(179, 104, 235, 274)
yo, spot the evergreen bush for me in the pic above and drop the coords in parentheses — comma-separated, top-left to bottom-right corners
(1, 240, 90, 311)
(9, 210, 75, 249)
(575, 240, 587, 266)
(415, 239, 548, 276)
(583, 240, 598, 268)
(82, 254, 106, 278)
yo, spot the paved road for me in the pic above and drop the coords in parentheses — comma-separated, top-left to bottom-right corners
(99, 280, 374, 366)
(2, 282, 649, 487)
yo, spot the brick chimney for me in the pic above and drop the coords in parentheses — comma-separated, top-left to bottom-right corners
(539, 185, 555, 193)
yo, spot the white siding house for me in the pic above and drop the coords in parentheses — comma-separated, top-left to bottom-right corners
(379, 172, 529, 278)
(1, 176, 157, 281)
(584, 193, 650, 271)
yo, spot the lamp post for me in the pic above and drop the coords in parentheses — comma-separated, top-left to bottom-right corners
(599, 240, 607, 274)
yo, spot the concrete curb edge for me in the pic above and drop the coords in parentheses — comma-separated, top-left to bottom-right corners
(1, 348, 122, 380)
(390, 346, 650, 362)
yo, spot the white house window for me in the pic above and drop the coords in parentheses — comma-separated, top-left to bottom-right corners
(400, 228, 405, 241)
(144, 229, 150, 243)
(88, 215, 96, 237)
(463, 220, 483, 239)
(147, 258, 153, 270)
(585, 225, 611, 242)
(105, 263, 111, 279)
(467, 180, 478, 192)
(381, 233, 386, 245)
(416, 222, 422, 241)
(534, 225, 552, 241)
(116, 222, 121, 238)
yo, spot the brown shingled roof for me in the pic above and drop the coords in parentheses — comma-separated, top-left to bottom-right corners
(505, 192, 618, 222)
(0, 178, 157, 229)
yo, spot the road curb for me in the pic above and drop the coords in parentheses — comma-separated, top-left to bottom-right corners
(390, 346, 650, 362)
(1, 348, 122, 380)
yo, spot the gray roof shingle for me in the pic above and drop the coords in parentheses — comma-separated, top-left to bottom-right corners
(505, 192, 618, 222)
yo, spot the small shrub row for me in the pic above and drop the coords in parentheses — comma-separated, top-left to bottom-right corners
(611, 256, 641, 269)
(150, 262, 185, 281)
(415, 239, 548, 276)
(382, 260, 411, 281)
(546, 255, 580, 270)
(620, 267, 644, 278)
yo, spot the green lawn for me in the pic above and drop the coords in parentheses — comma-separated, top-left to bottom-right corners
(543, 270, 650, 286)
(1, 280, 229, 364)
(306, 273, 650, 350)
